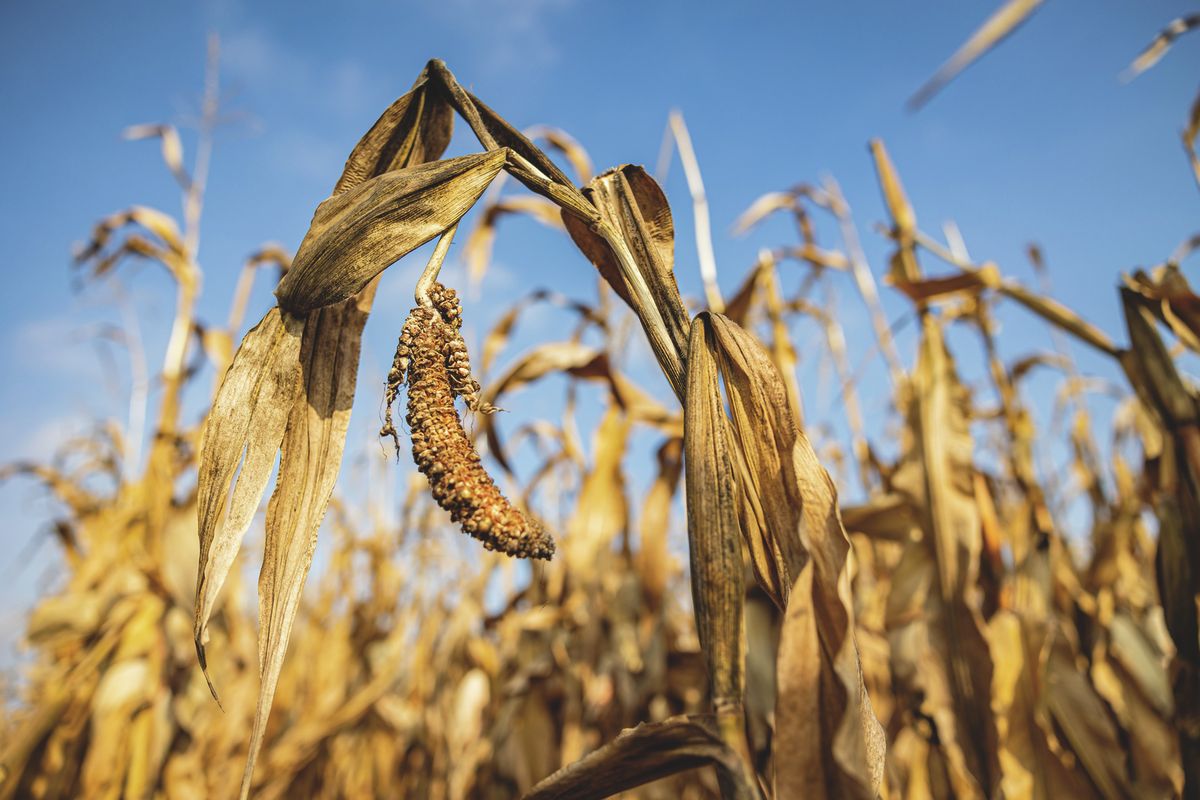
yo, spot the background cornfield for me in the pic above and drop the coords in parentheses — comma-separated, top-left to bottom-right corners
(2, 6, 1200, 799)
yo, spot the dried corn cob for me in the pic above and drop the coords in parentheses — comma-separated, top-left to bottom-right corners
(382, 286, 553, 560)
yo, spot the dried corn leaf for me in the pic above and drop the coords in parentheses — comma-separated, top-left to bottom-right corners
(887, 312, 999, 796)
(565, 403, 630, 575)
(194, 307, 303, 694)
(1119, 288, 1200, 791)
(987, 612, 1101, 799)
(276, 150, 506, 312)
(694, 313, 884, 796)
(1043, 631, 1136, 798)
(1119, 287, 1198, 431)
(707, 314, 808, 604)
(241, 291, 371, 798)
(524, 715, 759, 800)
(563, 165, 690, 398)
(333, 64, 453, 194)
(683, 316, 752, 789)
(909, 0, 1046, 109)
(209, 64, 457, 794)
(524, 125, 594, 183)
(732, 192, 797, 236)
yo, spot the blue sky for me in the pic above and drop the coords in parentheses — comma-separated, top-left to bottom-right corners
(2, 1, 1198, 657)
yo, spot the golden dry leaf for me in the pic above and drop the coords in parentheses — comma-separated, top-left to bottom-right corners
(986, 612, 1103, 799)
(908, 0, 1046, 109)
(565, 403, 630, 575)
(887, 312, 999, 796)
(706, 313, 806, 607)
(682, 316, 753, 789)
(524, 125, 594, 183)
(704, 330, 893, 797)
(481, 341, 606, 473)
(479, 289, 604, 377)
(194, 307, 304, 694)
(333, 64, 453, 194)
(276, 150, 506, 312)
(242, 289, 372, 798)
(524, 715, 760, 800)
(563, 165, 690, 398)
(693, 312, 884, 796)
(199, 61, 457, 795)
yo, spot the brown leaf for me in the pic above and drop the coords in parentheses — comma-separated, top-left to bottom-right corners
(241, 289, 372, 798)
(194, 307, 303, 697)
(887, 312, 1000, 796)
(695, 312, 884, 796)
(563, 165, 690, 398)
(523, 715, 760, 800)
(333, 64, 453, 195)
(706, 313, 807, 606)
(683, 316, 753, 789)
(276, 150, 506, 312)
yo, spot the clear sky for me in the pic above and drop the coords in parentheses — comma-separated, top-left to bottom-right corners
(1, 1, 1198, 658)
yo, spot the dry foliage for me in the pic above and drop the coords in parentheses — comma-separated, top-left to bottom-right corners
(2, 20, 1200, 800)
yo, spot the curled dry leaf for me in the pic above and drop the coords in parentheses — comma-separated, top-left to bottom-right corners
(683, 316, 754, 790)
(563, 165, 690, 399)
(523, 715, 760, 800)
(276, 150, 507, 313)
(698, 313, 885, 797)
(198, 62, 457, 796)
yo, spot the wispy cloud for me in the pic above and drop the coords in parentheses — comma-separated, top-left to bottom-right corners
(433, 0, 576, 72)
(222, 29, 379, 118)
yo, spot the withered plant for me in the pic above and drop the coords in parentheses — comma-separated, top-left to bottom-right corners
(2, 11, 1200, 800)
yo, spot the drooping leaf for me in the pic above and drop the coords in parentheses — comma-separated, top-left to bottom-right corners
(333, 63, 453, 194)
(563, 165, 690, 398)
(240, 289, 372, 799)
(194, 307, 303, 697)
(682, 316, 754, 792)
(276, 150, 506, 312)
(523, 715, 760, 800)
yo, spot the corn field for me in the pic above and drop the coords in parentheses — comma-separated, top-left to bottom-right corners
(2, 9, 1200, 800)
